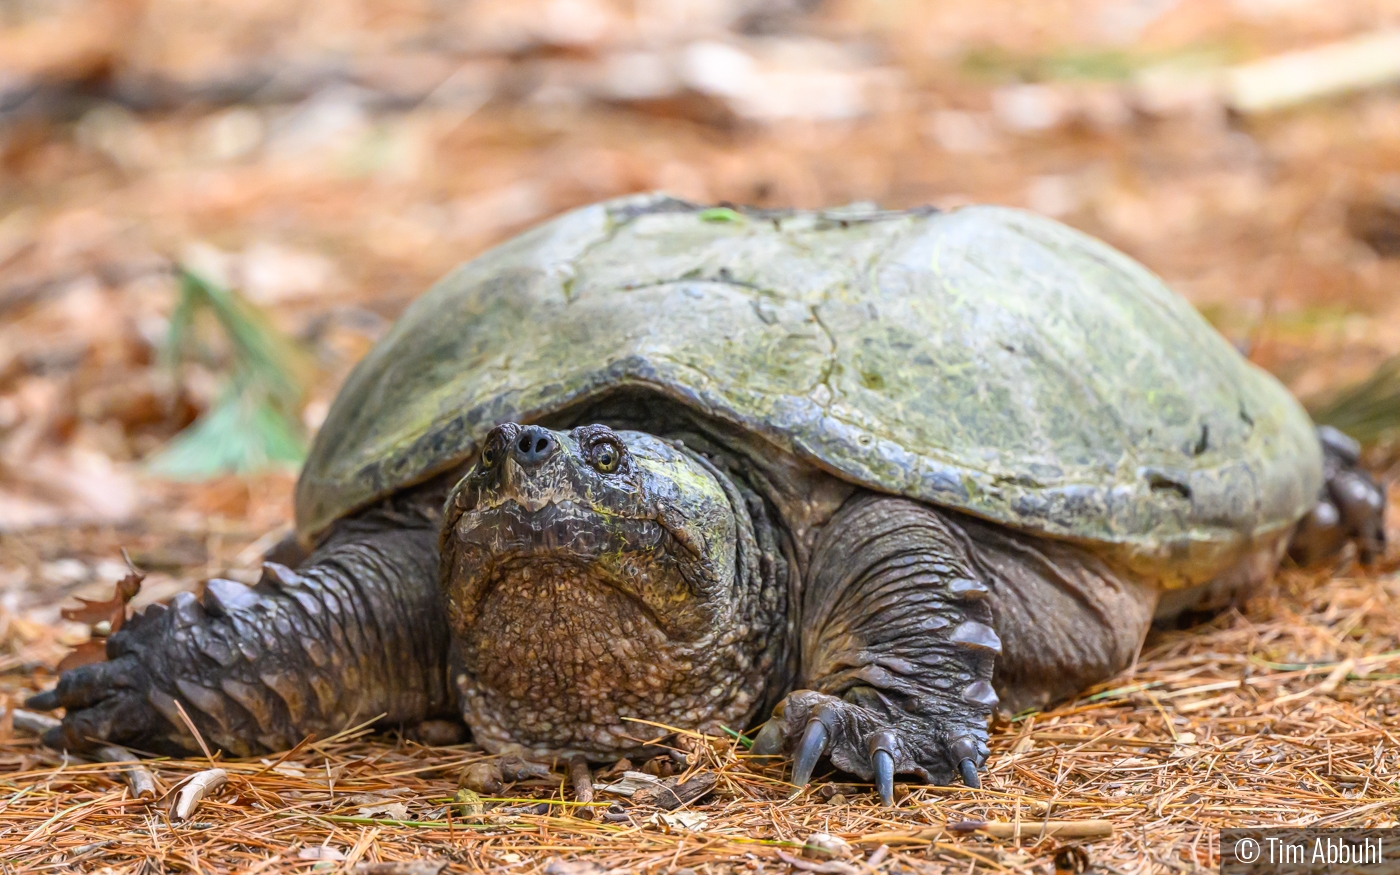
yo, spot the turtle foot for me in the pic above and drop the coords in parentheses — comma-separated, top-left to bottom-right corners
(25, 646, 163, 754)
(29, 513, 451, 757)
(754, 688, 988, 805)
(1289, 426, 1387, 565)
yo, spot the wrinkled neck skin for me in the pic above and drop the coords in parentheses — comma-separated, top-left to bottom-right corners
(440, 423, 788, 759)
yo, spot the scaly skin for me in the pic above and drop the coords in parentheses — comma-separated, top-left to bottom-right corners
(753, 496, 999, 802)
(28, 504, 453, 756)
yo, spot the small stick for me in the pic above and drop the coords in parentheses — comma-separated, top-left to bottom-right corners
(5, 708, 157, 800)
(95, 745, 159, 800)
(9, 707, 59, 736)
(965, 820, 1113, 839)
(172, 768, 227, 820)
(858, 820, 1114, 844)
(865, 845, 889, 869)
(568, 754, 594, 819)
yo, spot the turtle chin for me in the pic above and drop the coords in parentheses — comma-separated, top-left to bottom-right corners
(439, 423, 760, 758)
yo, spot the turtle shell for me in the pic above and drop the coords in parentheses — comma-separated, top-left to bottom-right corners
(296, 194, 1321, 586)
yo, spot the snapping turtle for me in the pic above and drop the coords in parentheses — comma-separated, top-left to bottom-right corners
(31, 195, 1386, 802)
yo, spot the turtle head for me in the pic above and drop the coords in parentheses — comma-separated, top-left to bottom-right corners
(441, 422, 774, 756)
(443, 422, 737, 637)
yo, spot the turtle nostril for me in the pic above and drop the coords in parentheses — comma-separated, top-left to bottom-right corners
(511, 425, 557, 467)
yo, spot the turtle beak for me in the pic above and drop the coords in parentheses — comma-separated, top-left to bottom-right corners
(496, 425, 558, 493)
(471, 423, 582, 513)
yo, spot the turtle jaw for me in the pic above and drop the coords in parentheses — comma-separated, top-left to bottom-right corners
(442, 424, 730, 641)
(444, 497, 700, 639)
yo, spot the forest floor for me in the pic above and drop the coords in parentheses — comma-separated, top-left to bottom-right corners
(5, 0, 1400, 871)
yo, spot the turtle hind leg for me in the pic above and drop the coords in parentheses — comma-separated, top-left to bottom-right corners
(957, 516, 1158, 716)
(1289, 426, 1387, 566)
(758, 495, 1000, 803)
(26, 505, 453, 756)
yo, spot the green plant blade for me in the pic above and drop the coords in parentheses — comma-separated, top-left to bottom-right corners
(147, 390, 306, 478)
(1310, 355, 1400, 446)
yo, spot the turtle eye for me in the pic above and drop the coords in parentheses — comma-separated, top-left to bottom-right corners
(481, 441, 501, 470)
(590, 440, 622, 473)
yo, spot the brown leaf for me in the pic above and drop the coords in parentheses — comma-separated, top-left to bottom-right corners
(1055, 845, 1091, 875)
(60, 569, 143, 632)
(630, 771, 718, 810)
(459, 762, 503, 795)
(56, 639, 108, 672)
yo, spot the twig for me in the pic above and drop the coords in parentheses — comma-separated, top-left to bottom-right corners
(858, 820, 1115, 844)
(565, 750, 593, 817)
(1226, 29, 1400, 114)
(4, 708, 157, 799)
(95, 745, 159, 800)
(7, 707, 59, 736)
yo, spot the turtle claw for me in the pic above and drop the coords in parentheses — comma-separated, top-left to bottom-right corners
(872, 749, 895, 805)
(770, 689, 989, 805)
(950, 735, 983, 789)
(24, 689, 59, 711)
(24, 654, 163, 753)
(868, 729, 897, 804)
(791, 718, 829, 788)
(958, 758, 980, 789)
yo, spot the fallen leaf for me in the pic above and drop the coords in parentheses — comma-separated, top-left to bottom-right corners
(452, 788, 484, 818)
(56, 569, 143, 671)
(458, 761, 503, 795)
(56, 639, 108, 672)
(594, 770, 664, 797)
(543, 859, 605, 875)
(353, 862, 447, 875)
(60, 569, 143, 628)
(652, 810, 708, 831)
(631, 771, 718, 810)
(298, 846, 346, 862)
(357, 802, 411, 820)
(172, 768, 227, 820)
(802, 833, 853, 860)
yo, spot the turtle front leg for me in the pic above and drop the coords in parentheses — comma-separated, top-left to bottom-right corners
(27, 508, 453, 756)
(754, 496, 997, 804)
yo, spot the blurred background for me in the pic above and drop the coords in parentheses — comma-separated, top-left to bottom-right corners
(2, 0, 1400, 670)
